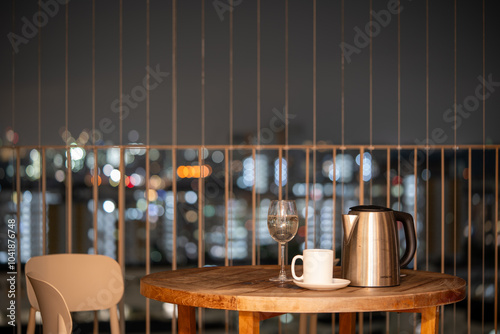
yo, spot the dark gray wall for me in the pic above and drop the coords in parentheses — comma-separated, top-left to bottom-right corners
(1, 0, 499, 146)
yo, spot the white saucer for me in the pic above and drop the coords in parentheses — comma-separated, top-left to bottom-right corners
(293, 278, 350, 291)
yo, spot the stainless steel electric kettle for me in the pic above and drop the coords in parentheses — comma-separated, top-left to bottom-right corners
(341, 205, 416, 287)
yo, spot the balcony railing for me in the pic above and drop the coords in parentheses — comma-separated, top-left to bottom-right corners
(0, 143, 498, 333)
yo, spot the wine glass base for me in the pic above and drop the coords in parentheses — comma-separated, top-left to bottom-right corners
(269, 276, 293, 282)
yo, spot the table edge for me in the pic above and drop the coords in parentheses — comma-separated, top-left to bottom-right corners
(140, 265, 466, 313)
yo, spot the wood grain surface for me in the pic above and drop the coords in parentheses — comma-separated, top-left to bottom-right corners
(140, 265, 466, 314)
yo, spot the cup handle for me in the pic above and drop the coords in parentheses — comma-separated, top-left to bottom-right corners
(291, 255, 304, 281)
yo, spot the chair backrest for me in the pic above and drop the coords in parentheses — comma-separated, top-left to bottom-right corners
(25, 254, 124, 312)
(26, 272, 73, 334)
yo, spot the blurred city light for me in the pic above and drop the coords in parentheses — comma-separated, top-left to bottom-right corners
(274, 158, 287, 186)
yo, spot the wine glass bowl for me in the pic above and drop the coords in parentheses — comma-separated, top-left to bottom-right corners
(267, 200, 299, 282)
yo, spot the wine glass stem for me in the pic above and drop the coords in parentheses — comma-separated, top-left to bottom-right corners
(279, 243, 286, 280)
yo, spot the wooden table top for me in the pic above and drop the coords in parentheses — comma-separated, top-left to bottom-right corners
(140, 265, 466, 314)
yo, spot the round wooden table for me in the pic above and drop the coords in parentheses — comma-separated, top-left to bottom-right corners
(140, 265, 466, 334)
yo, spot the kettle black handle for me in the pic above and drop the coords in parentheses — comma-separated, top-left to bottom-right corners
(393, 211, 417, 268)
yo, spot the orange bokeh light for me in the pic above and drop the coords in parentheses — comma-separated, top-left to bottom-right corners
(177, 165, 212, 179)
(90, 175, 102, 186)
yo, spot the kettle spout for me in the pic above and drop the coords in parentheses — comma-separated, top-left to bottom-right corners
(342, 214, 358, 240)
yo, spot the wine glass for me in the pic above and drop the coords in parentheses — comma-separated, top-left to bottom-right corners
(267, 200, 299, 282)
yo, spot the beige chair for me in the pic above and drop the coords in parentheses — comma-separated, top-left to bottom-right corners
(26, 272, 72, 334)
(25, 254, 124, 334)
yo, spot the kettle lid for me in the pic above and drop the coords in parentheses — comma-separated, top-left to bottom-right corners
(349, 205, 392, 212)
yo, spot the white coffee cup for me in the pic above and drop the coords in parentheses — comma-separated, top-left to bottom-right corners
(291, 249, 334, 284)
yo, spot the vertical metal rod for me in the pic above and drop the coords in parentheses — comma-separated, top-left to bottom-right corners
(453, 0, 457, 320)
(332, 149, 336, 258)
(256, 0, 261, 268)
(425, 0, 429, 150)
(10, 0, 15, 134)
(386, 148, 390, 333)
(42, 148, 47, 255)
(119, 0, 123, 144)
(171, 0, 177, 274)
(15, 148, 21, 332)
(482, 148, 485, 334)
(201, 0, 205, 148)
(225, 148, 229, 267)
(284, 0, 289, 200)
(305, 149, 310, 250)
(252, 149, 256, 266)
(453, 146, 457, 333)
(368, 2, 374, 270)
(118, 148, 125, 334)
(118, 0, 124, 322)
(312, 0, 317, 248)
(278, 148, 283, 261)
(171, 15, 178, 333)
(146, 0, 150, 146)
(425, 148, 429, 272)
(118, 149, 125, 265)
(229, 0, 233, 152)
(145, 5, 150, 333)
(453, 3, 458, 330)
(312, 148, 317, 248)
(340, 0, 345, 147)
(441, 149, 445, 334)
(117, 4, 125, 326)
(359, 148, 364, 205)
(413, 148, 418, 334)
(495, 148, 498, 334)
(279, 148, 283, 201)
(453, 11, 458, 329)
(11, 2, 18, 330)
(91, 0, 97, 256)
(413, 148, 418, 269)
(228, 0, 234, 267)
(93, 148, 98, 253)
(285, 0, 289, 149)
(64, 0, 68, 140)
(441, 148, 445, 274)
(145, 148, 150, 334)
(256, 0, 261, 146)
(172, 0, 177, 149)
(198, 148, 204, 268)
(64, 0, 71, 254)
(425, 0, 430, 273)
(368, 0, 373, 148)
(200, 0, 206, 270)
(92, 0, 96, 143)
(341, 146, 345, 234)
(11, 0, 15, 140)
(228, 0, 234, 269)
(481, 3, 486, 333)
(172, 148, 177, 271)
(37, 1, 42, 257)
(66, 147, 72, 253)
(467, 148, 472, 334)
(386, 148, 391, 208)
(397, 0, 401, 213)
